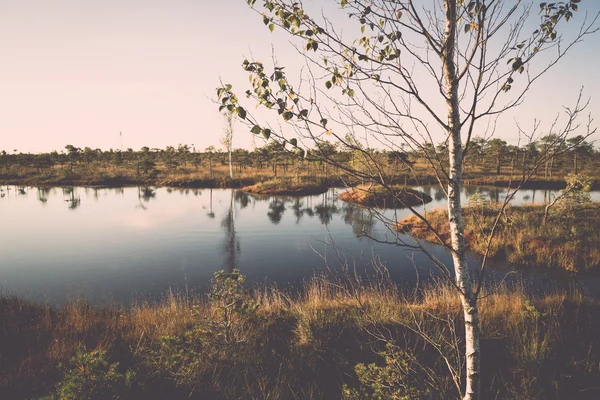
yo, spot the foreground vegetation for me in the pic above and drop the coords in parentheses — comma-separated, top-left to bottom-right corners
(1, 272, 599, 400)
(399, 201, 600, 272)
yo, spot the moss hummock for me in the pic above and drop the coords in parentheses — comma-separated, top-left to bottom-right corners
(339, 184, 432, 209)
(241, 177, 329, 196)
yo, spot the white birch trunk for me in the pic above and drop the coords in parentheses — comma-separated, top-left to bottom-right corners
(442, 1, 481, 399)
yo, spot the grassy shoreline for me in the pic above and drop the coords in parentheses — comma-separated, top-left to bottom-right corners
(399, 202, 600, 272)
(2, 167, 598, 191)
(1, 275, 599, 400)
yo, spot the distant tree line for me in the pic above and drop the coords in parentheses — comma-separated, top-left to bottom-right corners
(1, 135, 598, 181)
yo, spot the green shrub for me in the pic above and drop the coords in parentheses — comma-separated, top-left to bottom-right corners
(343, 342, 432, 400)
(40, 345, 135, 400)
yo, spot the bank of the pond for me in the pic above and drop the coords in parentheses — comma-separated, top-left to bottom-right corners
(3, 169, 598, 191)
(1, 276, 599, 400)
(0, 174, 257, 189)
(399, 203, 600, 272)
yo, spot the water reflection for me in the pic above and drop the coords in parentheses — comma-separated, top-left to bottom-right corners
(221, 191, 240, 272)
(234, 190, 250, 209)
(241, 190, 373, 237)
(136, 187, 156, 210)
(267, 199, 286, 224)
(62, 187, 81, 210)
(315, 203, 338, 226)
(291, 198, 304, 223)
(37, 187, 51, 204)
(434, 187, 445, 201)
(206, 188, 215, 219)
(1, 184, 599, 305)
(342, 204, 375, 237)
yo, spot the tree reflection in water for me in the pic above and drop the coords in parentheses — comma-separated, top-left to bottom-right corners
(342, 204, 375, 238)
(206, 188, 216, 219)
(37, 187, 51, 205)
(314, 203, 338, 226)
(291, 198, 304, 224)
(267, 199, 286, 224)
(62, 187, 81, 210)
(434, 186, 446, 201)
(136, 187, 156, 210)
(221, 191, 240, 272)
(234, 190, 250, 209)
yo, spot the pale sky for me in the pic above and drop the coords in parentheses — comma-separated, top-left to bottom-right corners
(1, 0, 599, 153)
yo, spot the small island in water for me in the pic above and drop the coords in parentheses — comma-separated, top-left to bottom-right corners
(339, 184, 433, 208)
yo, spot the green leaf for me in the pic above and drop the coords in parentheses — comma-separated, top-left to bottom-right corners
(511, 57, 523, 71)
(289, 138, 298, 147)
(325, 81, 332, 89)
(268, 23, 275, 32)
(282, 111, 294, 121)
(262, 128, 271, 139)
(237, 107, 247, 120)
(251, 125, 262, 134)
(291, 16, 301, 28)
(320, 118, 328, 127)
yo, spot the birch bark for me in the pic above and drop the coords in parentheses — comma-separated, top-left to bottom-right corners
(442, 1, 481, 399)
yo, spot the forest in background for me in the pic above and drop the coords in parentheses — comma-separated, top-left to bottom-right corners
(1, 135, 598, 188)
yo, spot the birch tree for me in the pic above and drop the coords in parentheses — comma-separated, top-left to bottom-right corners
(222, 111, 235, 179)
(217, 1, 598, 398)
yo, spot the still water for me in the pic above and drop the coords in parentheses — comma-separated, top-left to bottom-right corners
(1, 185, 599, 305)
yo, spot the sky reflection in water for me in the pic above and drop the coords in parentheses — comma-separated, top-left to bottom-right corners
(1, 185, 599, 305)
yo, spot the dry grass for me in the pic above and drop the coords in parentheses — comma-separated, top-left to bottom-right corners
(399, 202, 600, 272)
(6, 159, 596, 190)
(1, 275, 599, 399)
